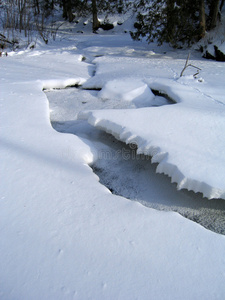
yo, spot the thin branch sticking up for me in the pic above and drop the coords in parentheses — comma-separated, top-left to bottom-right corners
(180, 52, 201, 77)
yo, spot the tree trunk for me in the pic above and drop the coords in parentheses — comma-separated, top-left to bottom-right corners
(62, 0, 67, 19)
(209, 0, 220, 29)
(199, 0, 206, 39)
(62, 0, 74, 22)
(220, 0, 225, 11)
(166, 0, 176, 44)
(68, 0, 74, 22)
(34, 0, 40, 15)
(92, 0, 100, 32)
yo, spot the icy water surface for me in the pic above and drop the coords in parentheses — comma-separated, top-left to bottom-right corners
(46, 87, 225, 235)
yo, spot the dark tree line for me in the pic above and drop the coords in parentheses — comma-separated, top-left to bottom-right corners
(131, 0, 224, 47)
(60, 0, 224, 39)
(0, 0, 128, 45)
(61, 0, 128, 31)
(1, 0, 56, 39)
(0, 0, 224, 48)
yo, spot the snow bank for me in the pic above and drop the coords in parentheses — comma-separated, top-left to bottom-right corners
(80, 78, 225, 200)
(82, 56, 175, 90)
(1, 36, 225, 300)
(98, 78, 155, 107)
(3, 50, 90, 85)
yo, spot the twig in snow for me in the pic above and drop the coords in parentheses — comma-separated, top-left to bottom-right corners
(180, 52, 201, 77)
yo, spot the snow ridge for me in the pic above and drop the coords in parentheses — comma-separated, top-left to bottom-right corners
(79, 78, 225, 200)
(80, 110, 225, 200)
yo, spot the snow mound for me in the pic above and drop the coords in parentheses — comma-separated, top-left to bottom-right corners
(98, 78, 155, 107)
(82, 56, 174, 90)
(79, 80, 225, 200)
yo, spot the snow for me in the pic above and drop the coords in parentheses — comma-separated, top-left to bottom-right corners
(1, 21, 225, 300)
(80, 56, 225, 200)
(219, 42, 225, 53)
(98, 78, 155, 107)
(81, 99, 225, 199)
(47, 84, 225, 234)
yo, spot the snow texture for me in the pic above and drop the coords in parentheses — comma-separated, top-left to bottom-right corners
(1, 23, 225, 300)
(80, 56, 225, 200)
(47, 86, 225, 235)
(98, 78, 155, 107)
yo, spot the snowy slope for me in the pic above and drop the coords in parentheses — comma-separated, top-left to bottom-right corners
(1, 33, 225, 300)
(80, 55, 225, 199)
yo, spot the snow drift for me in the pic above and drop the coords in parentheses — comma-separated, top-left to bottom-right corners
(1, 29, 225, 300)
(79, 78, 225, 200)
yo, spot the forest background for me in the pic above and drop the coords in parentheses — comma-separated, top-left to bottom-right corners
(0, 0, 224, 59)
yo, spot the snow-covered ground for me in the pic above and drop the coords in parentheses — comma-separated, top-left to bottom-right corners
(80, 53, 225, 199)
(46, 85, 225, 235)
(1, 19, 225, 299)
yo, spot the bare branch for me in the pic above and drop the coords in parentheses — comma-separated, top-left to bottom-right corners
(180, 52, 190, 77)
(180, 53, 201, 77)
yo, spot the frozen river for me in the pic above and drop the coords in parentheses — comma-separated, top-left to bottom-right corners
(46, 87, 225, 235)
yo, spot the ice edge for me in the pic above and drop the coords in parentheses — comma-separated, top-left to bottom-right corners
(79, 111, 225, 200)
